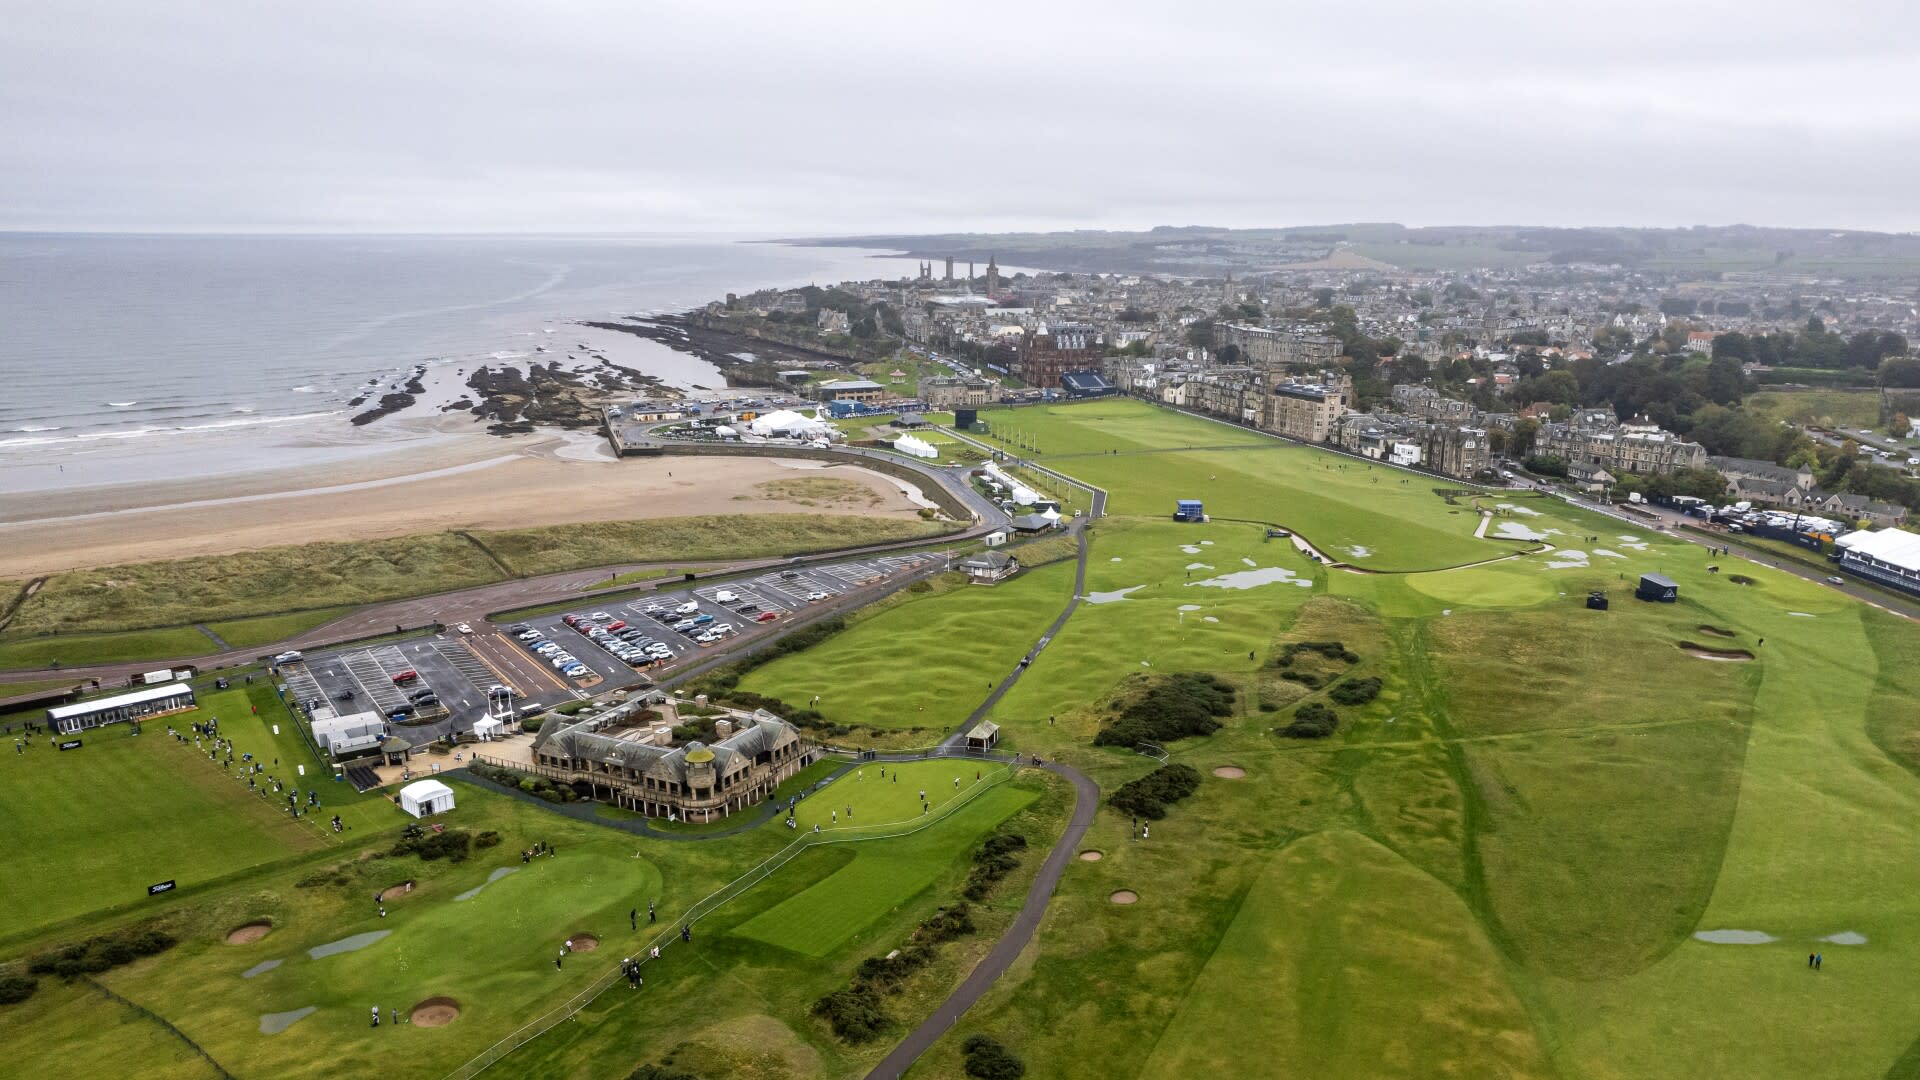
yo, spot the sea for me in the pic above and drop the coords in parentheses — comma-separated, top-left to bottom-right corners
(0, 233, 920, 494)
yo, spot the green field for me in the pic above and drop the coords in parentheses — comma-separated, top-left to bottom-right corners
(738, 563, 1075, 732)
(975, 398, 1271, 456)
(1744, 388, 1883, 430)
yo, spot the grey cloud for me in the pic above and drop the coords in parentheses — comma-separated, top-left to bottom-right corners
(3, 0, 1917, 232)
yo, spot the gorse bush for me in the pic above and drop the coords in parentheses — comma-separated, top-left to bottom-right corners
(1282, 701, 1339, 739)
(0, 975, 38, 1006)
(962, 1034, 1027, 1079)
(1093, 673, 1236, 747)
(965, 832, 1029, 900)
(1108, 764, 1202, 820)
(1329, 676, 1382, 706)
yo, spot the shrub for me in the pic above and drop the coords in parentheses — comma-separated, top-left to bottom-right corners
(0, 975, 36, 1006)
(298, 867, 350, 888)
(26, 927, 175, 982)
(1107, 764, 1202, 820)
(474, 830, 502, 850)
(962, 1034, 1027, 1080)
(1274, 641, 1360, 667)
(626, 1065, 697, 1080)
(813, 985, 890, 1042)
(853, 944, 935, 989)
(520, 715, 544, 733)
(1093, 673, 1235, 748)
(1328, 677, 1382, 706)
(965, 832, 1029, 900)
(1279, 670, 1323, 688)
(1282, 702, 1339, 739)
(391, 827, 472, 863)
(919, 903, 977, 944)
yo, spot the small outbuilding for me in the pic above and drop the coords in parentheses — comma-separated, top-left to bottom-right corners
(959, 550, 1019, 584)
(398, 779, 456, 818)
(964, 720, 1001, 751)
(1636, 573, 1679, 603)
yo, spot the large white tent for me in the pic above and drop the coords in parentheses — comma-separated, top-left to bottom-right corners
(398, 778, 456, 818)
(746, 409, 831, 440)
(470, 716, 505, 741)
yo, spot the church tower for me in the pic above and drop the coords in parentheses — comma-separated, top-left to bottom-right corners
(985, 255, 1000, 297)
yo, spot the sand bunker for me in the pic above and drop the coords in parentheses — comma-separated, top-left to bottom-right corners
(226, 922, 272, 945)
(1212, 766, 1246, 779)
(1697, 625, 1737, 638)
(259, 1006, 316, 1034)
(455, 866, 519, 902)
(568, 933, 600, 953)
(1078, 850, 1104, 862)
(1679, 642, 1754, 662)
(1694, 929, 1775, 944)
(378, 880, 418, 902)
(308, 930, 391, 960)
(411, 997, 461, 1027)
(1110, 890, 1139, 905)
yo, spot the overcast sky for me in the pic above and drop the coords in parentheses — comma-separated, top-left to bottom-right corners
(4, 0, 1917, 234)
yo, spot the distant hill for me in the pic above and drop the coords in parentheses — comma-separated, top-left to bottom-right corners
(786, 223, 1920, 279)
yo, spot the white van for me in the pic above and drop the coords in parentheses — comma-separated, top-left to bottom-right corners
(714, 590, 739, 604)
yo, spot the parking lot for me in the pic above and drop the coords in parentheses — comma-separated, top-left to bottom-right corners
(287, 551, 947, 743)
(287, 638, 509, 742)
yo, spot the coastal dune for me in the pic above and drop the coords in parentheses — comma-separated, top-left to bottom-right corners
(0, 442, 929, 579)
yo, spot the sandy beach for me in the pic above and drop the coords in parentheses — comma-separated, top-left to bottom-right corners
(0, 432, 933, 579)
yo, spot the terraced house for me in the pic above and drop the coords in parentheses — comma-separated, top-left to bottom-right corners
(526, 704, 814, 822)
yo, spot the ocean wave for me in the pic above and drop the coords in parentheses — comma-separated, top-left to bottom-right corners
(12, 425, 61, 432)
(106, 401, 138, 407)
(1, 411, 339, 451)
(290, 385, 325, 393)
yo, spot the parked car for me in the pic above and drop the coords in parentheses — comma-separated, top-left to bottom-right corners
(756, 612, 779, 623)
(673, 602, 699, 615)
(562, 614, 585, 626)
(643, 603, 665, 615)
(671, 619, 697, 632)
(409, 688, 438, 703)
(273, 650, 303, 664)
(710, 623, 737, 636)
(518, 629, 544, 640)
(564, 664, 590, 678)
(391, 670, 419, 684)
(607, 620, 627, 631)
(508, 624, 532, 634)
(591, 611, 613, 621)
(736, 603, 760, 615)
(334, 689, 355, 701)
(780, 570, 799, 579)
(806, 591, 829, 602)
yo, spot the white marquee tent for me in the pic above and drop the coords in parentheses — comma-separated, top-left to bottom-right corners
(746, 409, 831, 439)
(398, 778, 456, 818)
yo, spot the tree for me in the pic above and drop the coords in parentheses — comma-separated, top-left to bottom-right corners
(1391, 354, 1428, 384)
(1879, 356, 1920, 388)
(1488, 428, 1510, 455)
(1215, 344, 1243, 365)
(1704, 356, 1746, 405)
(1510, 417, 1540, 458)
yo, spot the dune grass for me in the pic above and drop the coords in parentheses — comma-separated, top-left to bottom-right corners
(0, 626, 220, 670)
(203, 608, 356, 650)
(475, 513, 953, 578)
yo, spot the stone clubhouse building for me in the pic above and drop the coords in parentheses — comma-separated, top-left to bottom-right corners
(525, 699, 814, 822)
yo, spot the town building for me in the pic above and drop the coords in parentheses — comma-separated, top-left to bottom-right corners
(1836, 529, 1920, 596)
(1019, 323, 1102, 388)
(921, 375, 995, 409)
(1535, 416, 1710, 477)
(1263, 374, 1353, 443)
(46, 682, 197, 734)
(1821, 493, 1909, 528)
(958, 550, 1019, 583)
(528, 704, 813, 823)
(1215, 323, 1343, 367)
(814, 379, 886, 404)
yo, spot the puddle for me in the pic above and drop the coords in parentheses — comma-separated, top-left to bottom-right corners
(1546, 550, 1590, 569)
(1347, 545, 1372, 558)
(1086, 586, 1145, 604)
(1496, 503, 1542, 517)
(1203, 616, 1219, 623)
(1186, 567, 1312, 591)
(1140, 660, 1151, 667)
(1241, 557, 1258, 567)
(240, 959, 284, 979)
(1201, 541, 1214, 546)
(1616, 535, 1650, 551)
(1180, 545, 1203, 554)
(455, 866, 519, 902)
(1178, 604, 1203, 612)
(1185, 562, 1214, 570)
(1694, 929, 1776, 944)
(1592, 548, 1625, 559)
(260, 1006, 317, 1034)
(1109, 557, 1123, 562)
(308, 930, 391, 960)
(1789, 612, 1815, 618)
(1493, 522, 1549, 541)
(1820, 931, 1868, 945)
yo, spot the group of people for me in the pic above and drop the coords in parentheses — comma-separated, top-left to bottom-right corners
(369, 1005, 403, 1028)
(522, 839, 556, 863)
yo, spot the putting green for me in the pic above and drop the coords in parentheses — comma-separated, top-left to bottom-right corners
(735, 782, 1036, 956)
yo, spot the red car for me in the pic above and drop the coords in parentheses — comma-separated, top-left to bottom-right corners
(391, 670, 419, 684)
(755, 611, 779, 623)
(607, 620, 627, 631)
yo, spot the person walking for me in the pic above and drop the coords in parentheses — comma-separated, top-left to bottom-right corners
(630, 908, 637, 931)
(555, 951, 564, 970)
(681, 924, 691, 943)
(1809, 953, 1816, 968)
(649, 901, 656, 923)
(371, 1006, 380, 1028)
(1815, 953, 1823, 970)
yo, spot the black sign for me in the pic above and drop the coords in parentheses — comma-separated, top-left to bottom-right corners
(147, 880, 176, 896)
(57, 739, 83, 751)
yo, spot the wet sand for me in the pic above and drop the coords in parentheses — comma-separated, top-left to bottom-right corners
(0, 434, 928, 578)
